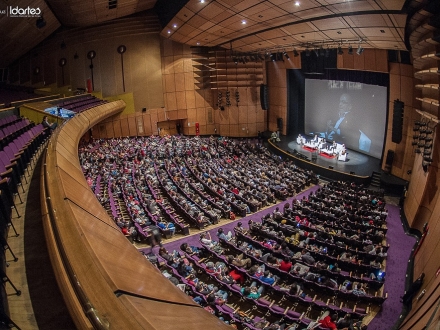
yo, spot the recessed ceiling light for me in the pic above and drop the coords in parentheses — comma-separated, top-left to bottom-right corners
(167, 30, 171, 34)
(196, 42, 200, 45)
(241, 20, 247, 25)
(380, 29, 385, 33)
(337, 31, 342, 34)
(173, 24, 177, 28)
(295, 1, 300, 6)
(200, 0, 205, 3)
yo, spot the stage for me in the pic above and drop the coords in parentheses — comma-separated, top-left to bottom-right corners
(267, 135, 383, 185)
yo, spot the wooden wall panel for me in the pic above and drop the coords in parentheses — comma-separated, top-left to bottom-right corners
(353, 52, 365, 70)
(105, 121, 114, 138)
(127, 116, 137, 136)
(185, 91, 196, 108)
(342, 51, 354, 69)
(175, 91, 187, 110)
(375, 49, 388, 73)
(363, 49, 376, 71)
(120, 117, 130, 136)
(113, 119, 122, 137)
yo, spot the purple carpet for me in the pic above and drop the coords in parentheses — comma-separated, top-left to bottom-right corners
(367, 204, 416, 330)
(152, 185, 415, 329)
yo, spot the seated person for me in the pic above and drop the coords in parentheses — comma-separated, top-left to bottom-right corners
(279, 256, 292, 272)
(42, 115, 57, 131)
(260, 270, 279, 285)
(234, 221, 247, 234)
(216, 228, 233, 241)
(241, 281, 264, 299)
(200, 232, 217, 248)
(180, 243, 202, 256)
(319, 313, 338, 330)
(158, 220, 175, 235)
(227, 254, 252, 269)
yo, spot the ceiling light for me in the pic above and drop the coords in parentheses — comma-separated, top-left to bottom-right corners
(241, 20, 247, 25)
(167, 30, 171, 34)
(196, 42, 200, 45)
(348, 45, 353, 55)
(283, 51, 290, 60)
(295, 1, 300, 6)
(173, 24, 177, 28)
(200, 0, 205, 3)
(293, 49, 299, 57)
(305, 48, 310, 57)
(338, 46, 343, 55)
(356, 44, 364, 55)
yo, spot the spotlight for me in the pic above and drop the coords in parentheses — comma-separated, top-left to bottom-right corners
(305, 48, 310, 57)
(233, 57, 238, 65)
(356, 45, 364, 55)
(337, 46, 343, 55)
(283, 51, 290, 60)
(314, 48, 319, 57)
(258, 53, 265, 61)
(348, 45, 353, 55)
(293, 49, 299, 57)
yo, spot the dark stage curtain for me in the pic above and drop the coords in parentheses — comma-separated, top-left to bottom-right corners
(287, 70, 305, 136)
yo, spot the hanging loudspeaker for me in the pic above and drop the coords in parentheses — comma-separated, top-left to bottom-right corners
(260, 84, 268, 110)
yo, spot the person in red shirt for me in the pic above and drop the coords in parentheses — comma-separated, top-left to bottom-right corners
(279, 256, 292, 272)
(319, 313, 338, 330)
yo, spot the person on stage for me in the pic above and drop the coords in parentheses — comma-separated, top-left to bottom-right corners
(319, 93, 371, 152)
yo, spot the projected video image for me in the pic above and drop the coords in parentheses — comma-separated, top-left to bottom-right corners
(305, 79, 387, 159)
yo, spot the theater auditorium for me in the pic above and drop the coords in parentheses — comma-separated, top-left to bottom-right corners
(0, 0, 439, 329)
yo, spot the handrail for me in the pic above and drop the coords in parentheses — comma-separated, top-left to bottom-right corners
(40, 100, 230, 329)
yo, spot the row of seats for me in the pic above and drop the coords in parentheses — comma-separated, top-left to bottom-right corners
(0, 123, 47, 233)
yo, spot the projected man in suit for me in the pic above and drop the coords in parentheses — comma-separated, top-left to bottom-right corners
(324, 93, 371, 152)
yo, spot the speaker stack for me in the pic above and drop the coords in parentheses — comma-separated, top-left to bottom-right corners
(260, 84, 268, 110)
(392, 100, 404, 143)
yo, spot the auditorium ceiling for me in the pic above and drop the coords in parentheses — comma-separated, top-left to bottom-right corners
(161, 0, 408, 53)
(0, 0, 409, 67)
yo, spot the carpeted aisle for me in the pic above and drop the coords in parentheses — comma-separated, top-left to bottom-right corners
(157, 185, 416, 329)
(367, 204, 416, 330)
